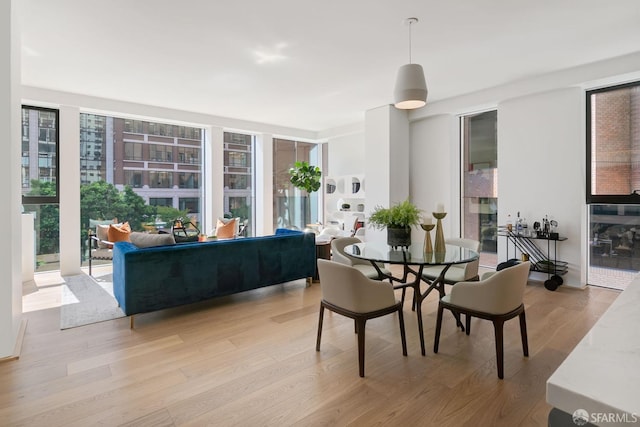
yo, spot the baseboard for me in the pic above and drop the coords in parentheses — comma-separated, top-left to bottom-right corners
(0, 319, 28, 363)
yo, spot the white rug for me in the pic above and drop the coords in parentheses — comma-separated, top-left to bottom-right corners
(60, 272, 125, 329)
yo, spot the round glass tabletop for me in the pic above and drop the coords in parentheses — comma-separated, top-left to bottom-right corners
(344, 241, 479, 266)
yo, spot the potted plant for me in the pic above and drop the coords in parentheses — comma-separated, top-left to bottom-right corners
(368, 200, 423, 248)
(288, 161, 322, 226)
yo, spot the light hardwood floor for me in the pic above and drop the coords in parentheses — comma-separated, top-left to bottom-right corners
(2, 266, 619, 426)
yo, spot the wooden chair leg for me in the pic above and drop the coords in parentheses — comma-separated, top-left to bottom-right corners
(434, 303, 444, 353)
(465, 314, 471, 336)
(397, 307, 407, 356)
(130, 315, 135, 329)
(316, 304, 325, 351)
(493, 319, 505, 379)
(519, 309, 529, 357)
(356, 318, 367, 377)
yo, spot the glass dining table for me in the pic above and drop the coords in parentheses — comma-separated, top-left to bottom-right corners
(344, 241, 479, 356)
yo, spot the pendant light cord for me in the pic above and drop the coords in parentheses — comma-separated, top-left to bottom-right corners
(408, 20, 413, 64)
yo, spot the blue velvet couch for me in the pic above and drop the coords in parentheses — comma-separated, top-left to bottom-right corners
(112, 229, 316, 320)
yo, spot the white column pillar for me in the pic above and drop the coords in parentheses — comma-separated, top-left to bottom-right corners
(59, 106, 82, 276)
(203, 125, 224, 236)
(0, 0, 24, 359)
(364, 105, 410, 244)
(255, 134, 273, 236)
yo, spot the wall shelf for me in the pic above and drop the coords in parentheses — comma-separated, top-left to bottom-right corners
(324, 174, 365, 232)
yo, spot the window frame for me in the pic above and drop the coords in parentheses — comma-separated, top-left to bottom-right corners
(586, 80, 640, 205)
(22, 105, 60, 205)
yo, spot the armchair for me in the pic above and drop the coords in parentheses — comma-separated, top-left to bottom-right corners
(434, 261, 531, 379)
(421, 237, 480, 284)
(87, 218, 118, 275)
(331, 237, 391, 280)
(316, 259, 407, 377)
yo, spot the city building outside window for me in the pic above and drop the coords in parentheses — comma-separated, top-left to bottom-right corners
(79, 114, 204, 267)
(223, 132, 255, 236)
(587, 80, 640, 289)
(461, 110, 498, 268)
(273, 138, 320, 231)
(124, 142, 143, 161)
(22, 105, 60, 272)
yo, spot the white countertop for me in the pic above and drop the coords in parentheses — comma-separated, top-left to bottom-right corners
(546, 279, 640, 426)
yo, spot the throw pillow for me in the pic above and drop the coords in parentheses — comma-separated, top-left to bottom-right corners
(129, 231, 176, 248)
(216, 217, 238, 239)
(96, 224, 111, 249)
(107, 221, 131, 248)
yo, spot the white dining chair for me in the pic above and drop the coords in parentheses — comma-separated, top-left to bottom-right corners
(316, 259, 407, 377)
(331, 237, 391, 280)
(434, 261, 530, 379)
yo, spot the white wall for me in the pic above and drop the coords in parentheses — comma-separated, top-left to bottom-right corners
(326, 131, 365, 176)
(498, 88, 583, 287)
(408, 88, 584, 287)
(409, 114, 459, 242)
(403, 55, 640, 288)
(0, 0, 23, 359)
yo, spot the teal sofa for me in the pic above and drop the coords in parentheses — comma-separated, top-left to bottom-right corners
(112, 229, 316, 322)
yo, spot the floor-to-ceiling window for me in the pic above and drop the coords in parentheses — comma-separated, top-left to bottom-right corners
(223, 132, 255, 236)
(461, 110, 498, 268)
(21, 106, 60, 272)
(273, 138, 320, 230)
(587, 81, 640, 289)
(80, 114, 204, 266)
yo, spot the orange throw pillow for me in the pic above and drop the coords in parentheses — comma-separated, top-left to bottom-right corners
(215, 218, 237, 239)
(107, 221, 131, 248)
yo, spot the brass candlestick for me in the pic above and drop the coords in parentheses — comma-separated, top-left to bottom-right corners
(420, 223, 435, 254)
(433, 211, 447, 253)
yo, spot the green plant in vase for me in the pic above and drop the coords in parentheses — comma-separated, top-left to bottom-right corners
(368, 200, 423, 248)
(288, 161, 322, 227)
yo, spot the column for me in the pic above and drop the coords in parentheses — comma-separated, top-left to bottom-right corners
(364, 105, 410, 244)
(0, 0, 24, 359)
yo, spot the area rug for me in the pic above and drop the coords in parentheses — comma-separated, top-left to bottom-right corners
(60, 272, 125, 329)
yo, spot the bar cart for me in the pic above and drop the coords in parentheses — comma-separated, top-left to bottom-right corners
(498, 226, 568, 291)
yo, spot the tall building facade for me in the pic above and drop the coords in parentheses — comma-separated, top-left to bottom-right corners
(80, 114, 203, 223)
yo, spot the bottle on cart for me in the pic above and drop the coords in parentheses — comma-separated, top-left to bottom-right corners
(522, 218, 529, 237)
(506, 214, 513, 232)
(516, 212, 523, 235)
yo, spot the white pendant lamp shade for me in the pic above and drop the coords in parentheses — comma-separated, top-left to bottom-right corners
(393, 17, 427, 110)
(394, 63, 427, 109)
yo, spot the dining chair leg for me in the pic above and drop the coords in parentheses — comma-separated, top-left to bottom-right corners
(519, 309, 529, 357)
(397, 307, 408, 356)
(316, 304, 325, 351)
(356, 318, 367, 377)
(434, 303, 444, 353)
(492, 319, 505, 379)
(465, 314, 471, 336)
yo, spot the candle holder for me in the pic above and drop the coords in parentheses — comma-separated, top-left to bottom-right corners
(420, 223, 435, 254)
(433, 211, 447, 253)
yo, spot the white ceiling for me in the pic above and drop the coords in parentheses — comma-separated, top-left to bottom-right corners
(19, 0, 640, 132)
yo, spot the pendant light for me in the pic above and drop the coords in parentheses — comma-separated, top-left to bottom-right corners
(394, 17, 427, 109)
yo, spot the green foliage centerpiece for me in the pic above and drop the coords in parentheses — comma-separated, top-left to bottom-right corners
(368, 200, 423, 248)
